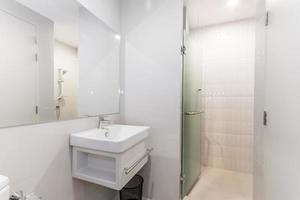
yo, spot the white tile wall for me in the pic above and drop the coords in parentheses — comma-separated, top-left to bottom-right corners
(190, 19, 255, 173)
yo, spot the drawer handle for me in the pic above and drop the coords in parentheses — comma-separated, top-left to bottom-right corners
(124, 148, 153, 175)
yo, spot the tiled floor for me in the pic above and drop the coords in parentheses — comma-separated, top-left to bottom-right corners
(184, 167, 253, 200)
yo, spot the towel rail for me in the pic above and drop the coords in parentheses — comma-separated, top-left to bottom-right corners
(124, 148, 153, 175)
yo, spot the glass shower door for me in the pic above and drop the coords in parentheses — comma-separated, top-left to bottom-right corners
(181, 29, 202, 197)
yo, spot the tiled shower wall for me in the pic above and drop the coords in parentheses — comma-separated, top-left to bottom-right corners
(190, 19, 255, 173)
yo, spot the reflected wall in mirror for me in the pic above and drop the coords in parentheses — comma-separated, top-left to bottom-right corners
(78, 7, 121, 116)
(0, 0, 121, 128)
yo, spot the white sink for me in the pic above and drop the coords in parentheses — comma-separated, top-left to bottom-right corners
(70, 125, 150, 153)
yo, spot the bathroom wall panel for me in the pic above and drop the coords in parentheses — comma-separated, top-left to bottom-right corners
(191, 19, 255, 173)
(121, 0, 183, 199)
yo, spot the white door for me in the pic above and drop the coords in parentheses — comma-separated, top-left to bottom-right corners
(0, 10, 38, 127)
(263, 1, 300, 200)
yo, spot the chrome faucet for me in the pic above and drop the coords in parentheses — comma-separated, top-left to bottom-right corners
(97, 116, 111, 129)
(10, 191, 25, 200)
(10, 191, 41, 200)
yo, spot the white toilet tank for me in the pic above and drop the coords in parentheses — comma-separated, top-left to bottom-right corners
(0, 175, 9, 200)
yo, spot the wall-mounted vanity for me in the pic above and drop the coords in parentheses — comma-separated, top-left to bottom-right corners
(70, 125, 151, 190)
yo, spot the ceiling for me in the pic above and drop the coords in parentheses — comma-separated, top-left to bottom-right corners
(16, 0, 79, 47)
(185, 0, 256, 29)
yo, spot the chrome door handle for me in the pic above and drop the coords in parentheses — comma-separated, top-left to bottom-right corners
(185, 111, 204, 115)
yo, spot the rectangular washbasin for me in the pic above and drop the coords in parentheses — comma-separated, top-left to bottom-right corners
(70, 125, 150, 153)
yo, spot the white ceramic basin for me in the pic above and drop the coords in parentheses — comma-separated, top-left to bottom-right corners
(70, 125, 150, 153)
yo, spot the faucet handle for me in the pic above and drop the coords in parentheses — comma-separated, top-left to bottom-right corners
(97, 116, 111, 129)
(10, 191, 25, 200)
(100, 119, 111, 126)
(98, 116, 105, 121)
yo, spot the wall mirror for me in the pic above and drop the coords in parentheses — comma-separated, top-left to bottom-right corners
(0, 0, 121, 128)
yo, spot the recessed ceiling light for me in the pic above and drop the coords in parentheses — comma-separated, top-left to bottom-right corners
(227, 0, 239, 8)
(114, 35, 121, 40)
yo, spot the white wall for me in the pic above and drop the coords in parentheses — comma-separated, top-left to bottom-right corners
(263, 0, 300, 200)
(121, 0, 183, 199)
(0, 0, 55, 124)
(76, 0, 120, 33)
(0, 117, 114, 200)
(54, 41, 79, 120)
(254, 0, 266, 199)
(190, 20, 255, 173)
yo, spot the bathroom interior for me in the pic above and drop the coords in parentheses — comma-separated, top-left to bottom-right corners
(0, 0, 299, 200)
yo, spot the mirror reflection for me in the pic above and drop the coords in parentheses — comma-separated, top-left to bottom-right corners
(0, 0, 121, 128)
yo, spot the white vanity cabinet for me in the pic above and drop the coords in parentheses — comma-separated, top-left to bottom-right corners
(70, 125, 151, 190)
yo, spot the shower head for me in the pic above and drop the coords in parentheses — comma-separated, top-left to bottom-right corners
(62, 70, 68, 75)
(58, 68, 68, 75)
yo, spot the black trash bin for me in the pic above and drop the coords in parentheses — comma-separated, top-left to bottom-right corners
(120, 175, 144, 200)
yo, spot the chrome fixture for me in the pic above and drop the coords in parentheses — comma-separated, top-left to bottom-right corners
(124, 148, 154, 175)
(97, 116, 111, 129)
(10, 191, 25, 200)
(57, 68, 68, 100)
(185, 111, 205, 116)
(10, 191, 41, 200)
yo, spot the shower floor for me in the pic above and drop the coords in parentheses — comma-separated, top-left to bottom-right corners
(184, 167, 253, 200)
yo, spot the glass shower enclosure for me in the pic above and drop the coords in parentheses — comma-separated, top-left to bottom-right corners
(181, 9, 202, 198)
